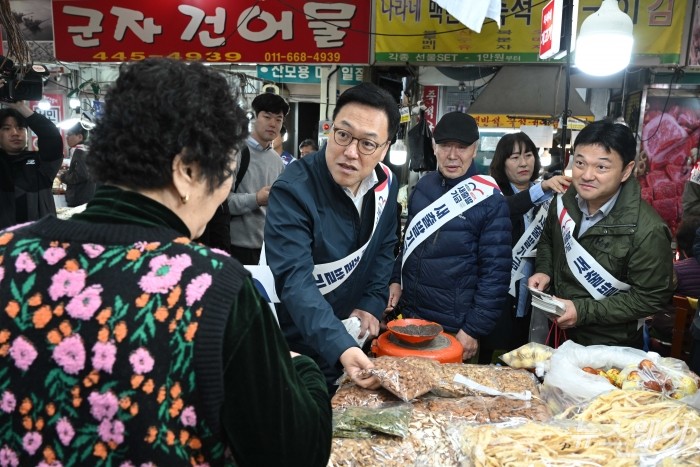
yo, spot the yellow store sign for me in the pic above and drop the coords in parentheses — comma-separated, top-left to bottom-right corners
(375, 0, 685, 65)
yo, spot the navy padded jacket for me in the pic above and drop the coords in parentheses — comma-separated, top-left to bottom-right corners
(392, 165, 512, 338)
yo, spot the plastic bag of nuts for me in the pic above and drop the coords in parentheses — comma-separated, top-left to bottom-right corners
(331, 382, 398, 409)
(359, 356, 442, 402)
(328, 436, 417, 467)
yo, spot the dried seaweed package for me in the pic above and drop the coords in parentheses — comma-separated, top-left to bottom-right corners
(332, 409, 373, 438)
(344, 402, 413, 438)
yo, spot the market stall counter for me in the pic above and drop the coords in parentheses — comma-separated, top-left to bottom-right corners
(327, 345, 700, 466)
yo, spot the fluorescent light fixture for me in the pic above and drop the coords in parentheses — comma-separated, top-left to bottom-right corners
(575, 0, 633, 76)
(56, 117, 80, 129)
(56, 111, 96, 130)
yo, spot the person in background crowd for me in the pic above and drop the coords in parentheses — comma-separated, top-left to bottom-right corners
(265, 83, 400, 392)
(0, 99, 63, 229)
(682, 159, 700, 217)
(480, 132, 570, 362)
(544, 147, 565, 176)
(298, 138, 318, 158)
(195, 201, 232, 253)
(648, 215, 700, 356)
(0, 58, 331, 466)
(691, 226, 700, 374)
(529, 120, 674, 348)
(387, 112, 512, 362)
(274, 125, 295, 166)
(228, 92, 287, 264)
(59, 122, 95, 207)
(674, 215, 700, 296)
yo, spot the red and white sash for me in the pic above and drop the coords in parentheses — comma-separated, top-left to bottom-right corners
(401, 175, 501, 272)
(556, 195, 631, 300)
(509, 198, 550, 296)
(247, 163, 394, 303)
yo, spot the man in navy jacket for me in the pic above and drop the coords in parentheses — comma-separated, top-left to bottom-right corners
(265, 83, 400, 391)
(389, 112, 512, 361)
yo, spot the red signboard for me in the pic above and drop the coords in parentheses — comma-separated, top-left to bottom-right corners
(539, 0, 561, 60)
(51, 0, 371, 64)
(539, 0, 555, 59)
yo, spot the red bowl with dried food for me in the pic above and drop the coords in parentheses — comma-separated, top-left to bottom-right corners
(387, 318, 443, 344)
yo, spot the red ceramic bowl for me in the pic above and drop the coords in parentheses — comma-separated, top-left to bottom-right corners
(387, 318, 443, 344)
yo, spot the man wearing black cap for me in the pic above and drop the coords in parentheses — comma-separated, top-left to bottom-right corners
(388, 111, 512, 361)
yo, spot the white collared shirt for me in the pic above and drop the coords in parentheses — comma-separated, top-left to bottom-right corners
(343, 169, 379, 216)
(247, 135, 271, 152)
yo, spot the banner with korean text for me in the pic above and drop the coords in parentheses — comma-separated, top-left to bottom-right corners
(52, 0, 371, 64)
(375, 0, 685, 65)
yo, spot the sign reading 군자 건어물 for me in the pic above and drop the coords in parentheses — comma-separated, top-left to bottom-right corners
(51, 0, 371, 64)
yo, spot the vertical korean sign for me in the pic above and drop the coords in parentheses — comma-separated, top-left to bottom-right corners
(421, 85, 439, 131)
(539, 0, 560, 60)
(51, 0, 371, 64)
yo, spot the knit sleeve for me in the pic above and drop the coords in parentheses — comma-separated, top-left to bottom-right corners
(220, 278, 332, 467)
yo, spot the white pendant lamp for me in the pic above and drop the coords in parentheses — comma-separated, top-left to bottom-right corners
(389, 139, 408, 165)
(575, 0, 634, 76)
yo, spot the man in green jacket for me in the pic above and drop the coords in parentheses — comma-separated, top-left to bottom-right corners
(529, 120, 673, 348)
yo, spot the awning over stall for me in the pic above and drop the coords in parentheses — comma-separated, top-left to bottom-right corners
(468, 65, 595, 125)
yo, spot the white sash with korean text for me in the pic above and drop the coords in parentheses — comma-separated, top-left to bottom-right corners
(401, 175, 501, 272)
(557, 195, 631, 300)
(509, 198, 550, 296)
(245, 163, 393, 304)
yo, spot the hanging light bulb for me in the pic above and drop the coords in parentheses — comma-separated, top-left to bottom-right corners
(575, 0, 634, 76)
(37, 98, 51, 111)
(69, 97, 81, 109)
(389, 139, 408, 166)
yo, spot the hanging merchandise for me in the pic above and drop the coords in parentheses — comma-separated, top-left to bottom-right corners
(408, 110, 437, 173)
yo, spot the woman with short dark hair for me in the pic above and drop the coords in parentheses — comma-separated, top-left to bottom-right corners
(480, 132, 570, 361)
(0, 58, 331, 466)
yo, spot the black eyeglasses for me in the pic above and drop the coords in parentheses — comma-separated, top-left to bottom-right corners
(332, 126, 387, 156)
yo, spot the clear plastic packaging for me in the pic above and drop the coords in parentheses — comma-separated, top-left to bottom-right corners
(328, 436, 417, 467)
(331, 382, 397, 409)
(332, 402, 413, 439)
(359, 356, 441, 401)
(455, 419, 641, 466)
(541, 341, 700, 412)
(431, 363, 540, 398)
(560, 389, 700, 465)
(499, 341, 554, 371)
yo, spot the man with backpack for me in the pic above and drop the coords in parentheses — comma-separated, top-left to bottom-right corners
(227, 92, 288, 264)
